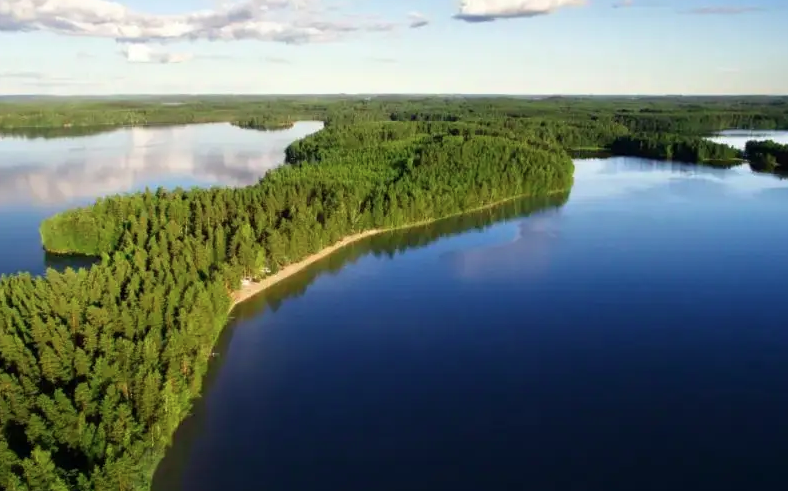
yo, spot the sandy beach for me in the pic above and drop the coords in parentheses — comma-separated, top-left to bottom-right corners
(227, 190, 567, 312)
(229, 228, 384, 310)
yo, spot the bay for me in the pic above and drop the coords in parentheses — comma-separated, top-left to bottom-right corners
(0, 121, 323, 276)
(153, 132, 788, 490)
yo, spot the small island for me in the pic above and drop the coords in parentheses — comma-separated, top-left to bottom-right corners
(745, 139, 788, 173)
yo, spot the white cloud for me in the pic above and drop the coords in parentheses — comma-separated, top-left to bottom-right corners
(612, 0, 633, 8)
(121, 44, 193, 64)
(408, 11, 429, 28)
(454, 0, 586, 22)
(0, 0, 396, 44)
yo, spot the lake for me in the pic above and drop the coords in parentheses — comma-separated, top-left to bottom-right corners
(3, 125, 788, 490)
(0, 121, 323, 276)
(151, 131, 788, 490)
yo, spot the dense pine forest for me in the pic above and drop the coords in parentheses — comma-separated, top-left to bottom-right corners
(745, 140, 788, 173)
(1, 96, 787, 490)
(609, 134, 743, 165)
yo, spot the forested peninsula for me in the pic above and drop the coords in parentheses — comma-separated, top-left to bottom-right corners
(1, 96, 787, 490)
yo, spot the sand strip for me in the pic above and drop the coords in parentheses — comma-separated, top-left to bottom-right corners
(229, 229, 383, 309)
(228, 190, 567, 311)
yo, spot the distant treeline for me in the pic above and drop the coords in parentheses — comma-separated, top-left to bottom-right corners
(2, 95, 788, 135)
(4, 96, 785, 172)
(610, 133, 742, 166)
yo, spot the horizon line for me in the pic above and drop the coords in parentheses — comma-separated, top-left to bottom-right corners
(2, 93, 787, 99)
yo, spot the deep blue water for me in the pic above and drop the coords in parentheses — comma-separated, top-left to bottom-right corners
(153, 146, 788, 490)
(0, 121, 323, 276)
(4, 125, 788, 490)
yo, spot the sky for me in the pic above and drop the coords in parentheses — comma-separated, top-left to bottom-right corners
(0, 0, 786, 95)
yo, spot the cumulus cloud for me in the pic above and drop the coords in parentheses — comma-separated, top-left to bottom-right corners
(408, 11, 429, 28)
(686, 6, 764, 14)
(0, 0, 395, 44)
(453, 0, 586, 22)
(121, 44, 192, 64)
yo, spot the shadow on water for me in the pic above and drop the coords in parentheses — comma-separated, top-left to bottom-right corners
(570, 149, 612, 160)
(234, 192, 571, 321)
(0, 126, 121, 140)
(151, 190, 570, 490)
(42, 251, 100, 272)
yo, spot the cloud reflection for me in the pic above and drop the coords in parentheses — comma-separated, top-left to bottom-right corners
(572, 156, 787, 203)
(0, 121, 323, 205)
(440, 209, 563, 281)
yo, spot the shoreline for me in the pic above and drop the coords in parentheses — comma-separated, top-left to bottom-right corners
(229, 228, 383, 309)
(228, 189, 568, 312)
(155, 188, 567, 487)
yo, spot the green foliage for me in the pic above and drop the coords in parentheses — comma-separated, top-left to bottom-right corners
(745, 139, 788, 172)
(609, 133, 743, 165)
(3, 95, 787, 137)
(231, 118, 295, 131)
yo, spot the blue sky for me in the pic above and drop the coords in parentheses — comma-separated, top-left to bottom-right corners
(0, 0, 786, 95)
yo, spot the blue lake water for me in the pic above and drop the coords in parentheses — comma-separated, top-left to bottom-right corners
(151, 138, 788, 490)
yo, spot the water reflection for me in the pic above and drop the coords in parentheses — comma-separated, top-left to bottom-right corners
(709, 129, 788, 150)
(42, 251, 98, 271)
(151, 192, 570, 489)
(149, 158, 788, 491)
(231, 193, 571, 322)
(440, 211, 562, 281)
(0, 121, 323, 277)
(0, 121, 323, 205)
(0, 126, 119, 140)
(572, 157, 786, 203)
(153, 154, 788, 491)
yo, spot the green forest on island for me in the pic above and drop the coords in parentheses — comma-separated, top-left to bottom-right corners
(1, 96, 787, 490)
(745, 139, 788, 173)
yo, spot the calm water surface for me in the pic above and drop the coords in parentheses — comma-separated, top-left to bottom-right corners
(710, 129, 788, 148)
(153, 132, 788, 491)
(0, 121, 322, 276)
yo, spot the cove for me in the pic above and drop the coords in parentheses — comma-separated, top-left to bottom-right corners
(154, 147, 788, 491)
(0, 121, 323, 276)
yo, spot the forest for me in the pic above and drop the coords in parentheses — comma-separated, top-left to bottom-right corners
(609, 133, 743, 165)
(745, 140, 788, 173)
(1, 96, 787, 490)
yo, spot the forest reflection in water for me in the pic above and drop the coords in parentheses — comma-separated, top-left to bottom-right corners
(152, 191, 570, 488)
(0, 121, 323, 276)
(233, 192, 570, 322)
